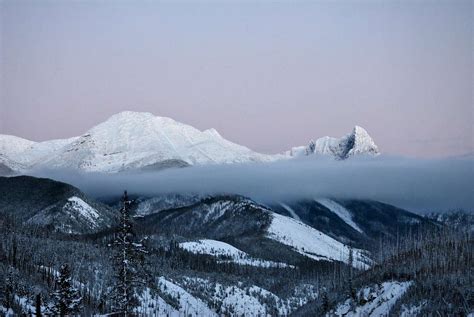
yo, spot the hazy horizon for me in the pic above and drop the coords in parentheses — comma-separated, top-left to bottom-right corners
(1, 0, 472, 158)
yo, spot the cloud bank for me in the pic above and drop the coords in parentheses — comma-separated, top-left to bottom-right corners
(29, 156, 473, 213)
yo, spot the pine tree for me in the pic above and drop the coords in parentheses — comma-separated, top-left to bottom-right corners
(321, 290, 330, 312)
(51, 264, 82, 316)
(110, 190, 148, 316)
(35, 293, 42, 317)
(347, 245, 356, 300)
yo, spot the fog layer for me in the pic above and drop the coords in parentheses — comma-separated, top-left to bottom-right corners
(30, 156, 473, 213)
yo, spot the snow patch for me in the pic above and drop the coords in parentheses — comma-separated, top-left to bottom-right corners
(266, 213, 371, 269)
(65, 197, 101, 228)
(157, 276, 217, 316)
(333, 281, 413, 317)
(316, 198, 363, 233)
(280, 203, 302, 221)
(179, 239, 292, 268)
(180, 276, 317, 316)
(136, 288, 180, 316)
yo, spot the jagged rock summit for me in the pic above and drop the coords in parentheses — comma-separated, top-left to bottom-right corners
(0, 111, 380, 173)
(288, 125, 380, 159)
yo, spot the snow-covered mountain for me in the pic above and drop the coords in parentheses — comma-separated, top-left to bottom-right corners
(287, 125, 379, 159)
(0, 111, 380, 173)
(0, 112, 276, 173)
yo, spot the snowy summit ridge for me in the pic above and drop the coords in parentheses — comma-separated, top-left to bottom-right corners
(288, 125, 379, 159)
(0, 111, 380, 173)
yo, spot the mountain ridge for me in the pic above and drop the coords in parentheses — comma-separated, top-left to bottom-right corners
(0, 111, 379, 173)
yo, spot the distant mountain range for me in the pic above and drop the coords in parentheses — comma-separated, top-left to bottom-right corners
(0, 111, 379, 173)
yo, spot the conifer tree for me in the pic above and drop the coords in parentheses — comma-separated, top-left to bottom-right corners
(110, 190, 147, 316)
(51, 264, 82, 316)
(347, 245, 356, 300)
(35, 293, 42, 317)
(321, 290, 330, 312)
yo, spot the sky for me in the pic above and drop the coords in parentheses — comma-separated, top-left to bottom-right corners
(0, 0, 472, 157)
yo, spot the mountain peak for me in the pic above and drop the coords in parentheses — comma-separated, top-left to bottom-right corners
(346, 125, 379, 158)
(103, 111, 161, 125)
(288, 125, 380, 159)
(109, 110, 155, 119)
(353, 125, 367, 135)
(1, 111, 380, 173)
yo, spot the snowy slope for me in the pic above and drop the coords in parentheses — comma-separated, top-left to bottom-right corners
(180, 276, 318, 316)
(65, 196, 101, 229)
(157, 277, 217, 316)
(266, 213, 371, 269)
(0, 135, 36, 157)
(332, 281, 413, 317)
(288, 126, 379, 160)
(137, 277, 218, 317)
(179, 239, 292, 268)
(0, 134, 78, 170)
(136, 288, 180, 316)
(316, 198, 363, 233)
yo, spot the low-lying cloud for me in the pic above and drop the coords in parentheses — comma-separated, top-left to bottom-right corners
(29, 156, 473, 213)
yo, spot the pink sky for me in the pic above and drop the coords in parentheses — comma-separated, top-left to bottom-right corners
(0, 0, 472, 157)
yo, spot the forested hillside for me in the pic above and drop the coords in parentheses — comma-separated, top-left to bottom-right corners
(0, 176, 471, 316)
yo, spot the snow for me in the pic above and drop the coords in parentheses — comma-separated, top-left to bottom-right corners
(315, 198, 363, 233)
(0, 135, 36, 157)
(218, 284, 275, 316)
(4, 294, 47, 316)
(0, 134, 78, 170)
(400, 300, 427, 317)
(180, 276, 318, 316)
(36, 111, 278, 172)
(347, 126, 380, 157)
(0, 306, 14, 317)
(179, 239, 292, 268)
(136, 288, 180, 316)
(135, 277, 221, 316)
(280, 203, 302, 221)
(287, 125, 379, 160)
(266, 213, 371, 269)
(157, 277, 217, 316)
(0, 112, 379, 173)
(333, 281, 413, 317)
(65, 196, 101, 228)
